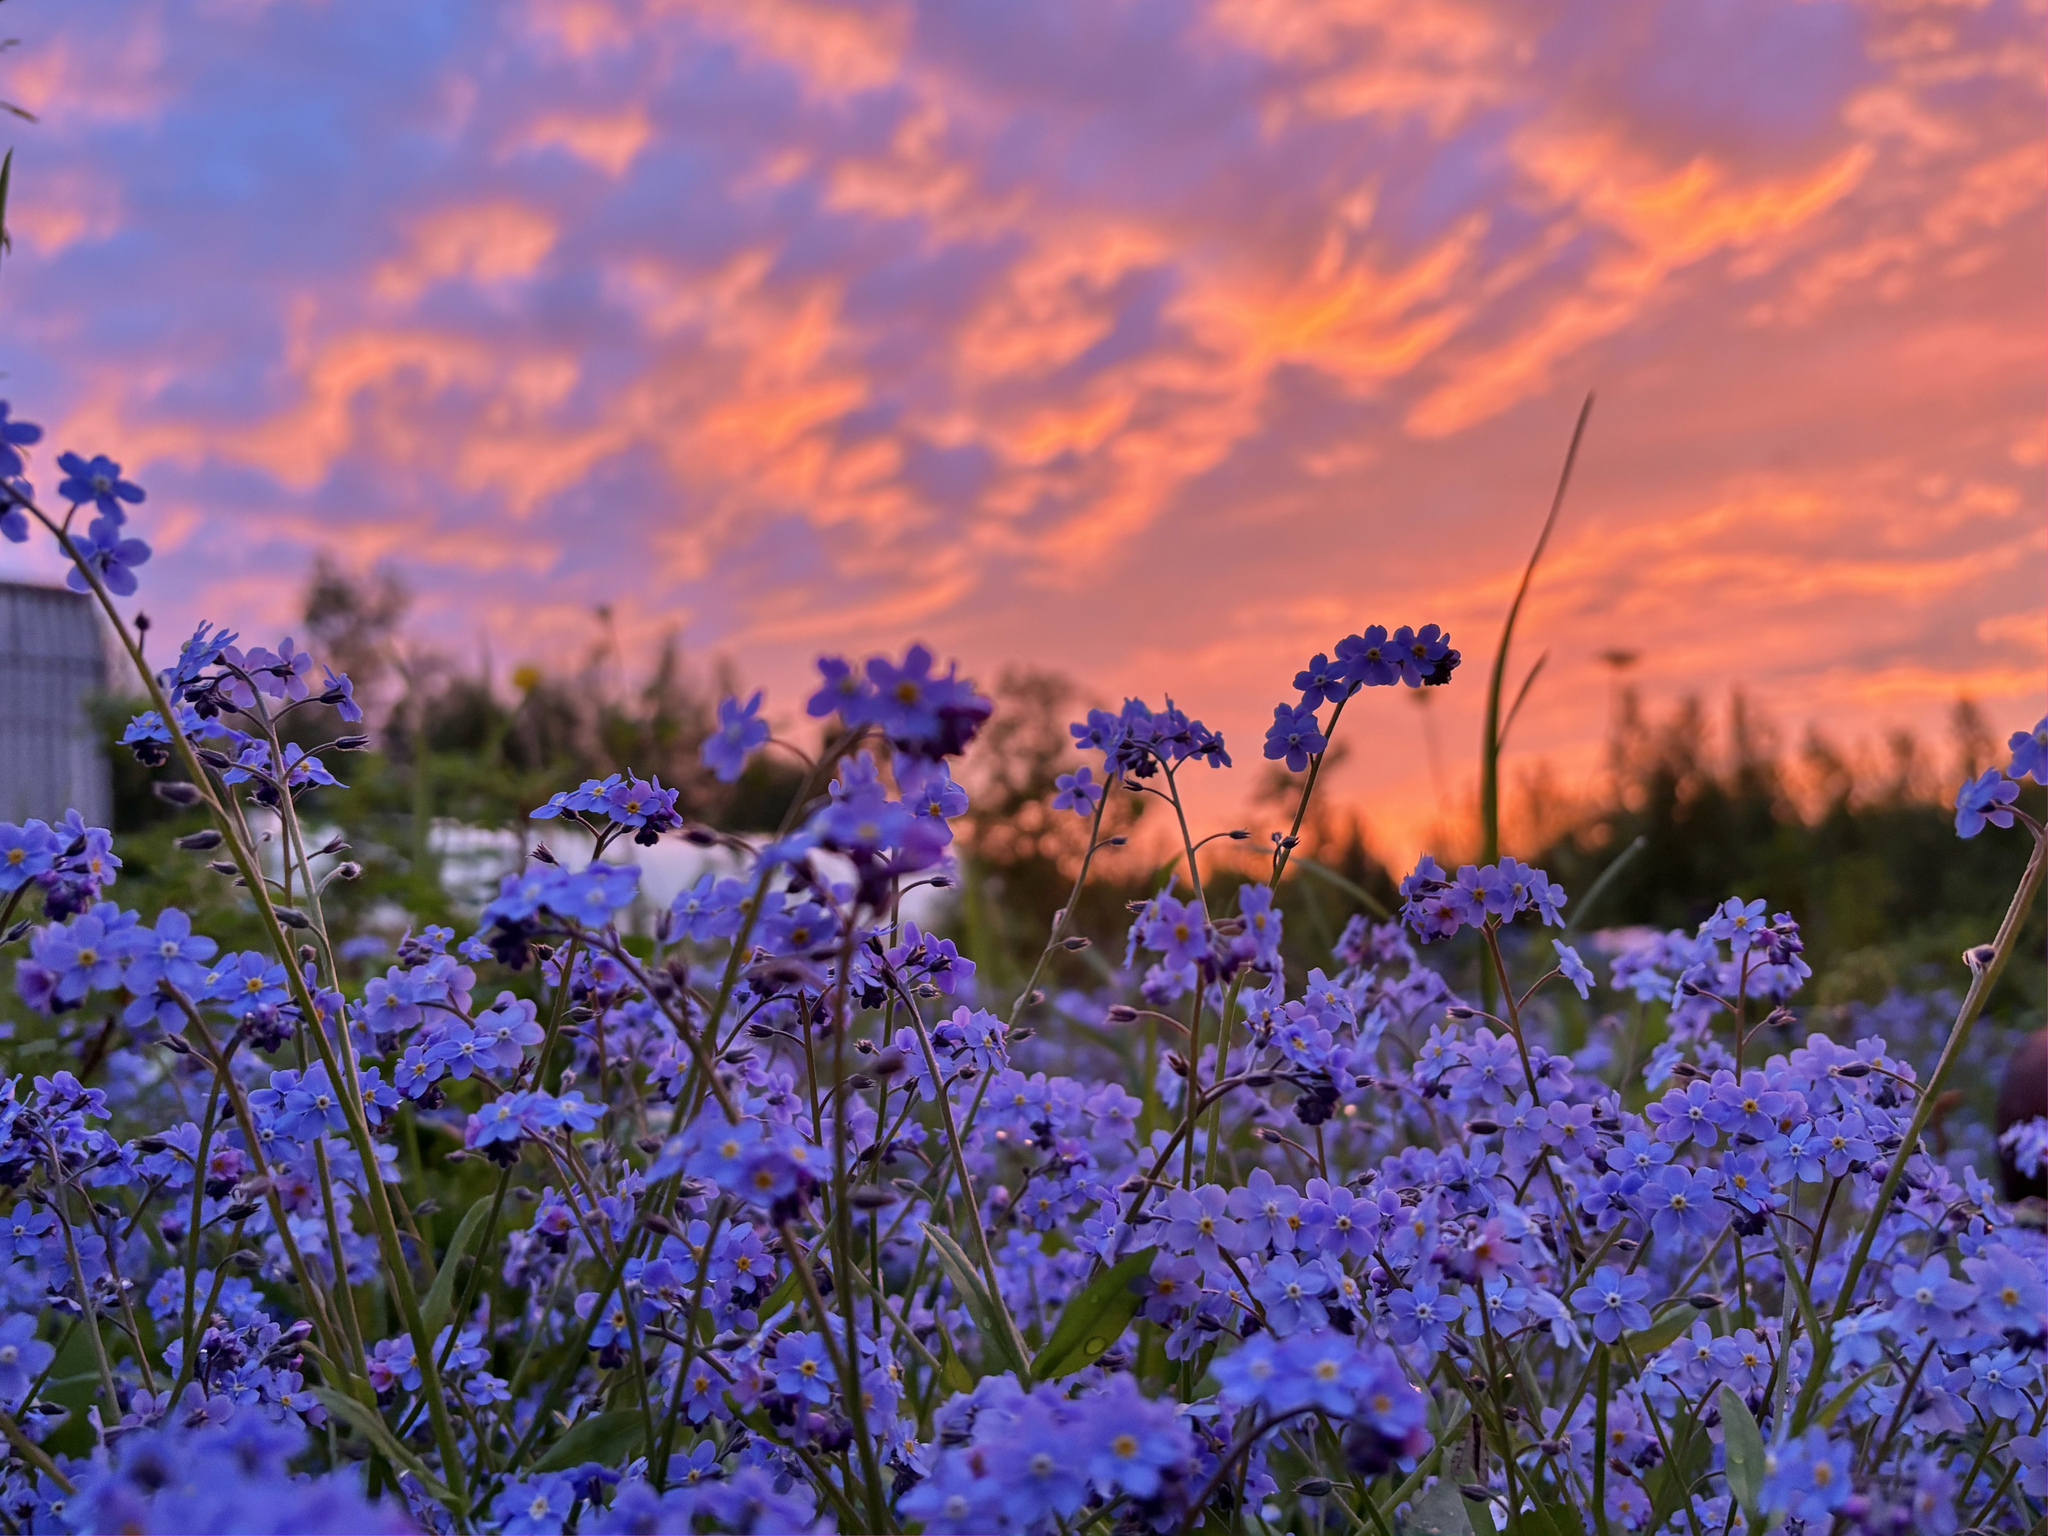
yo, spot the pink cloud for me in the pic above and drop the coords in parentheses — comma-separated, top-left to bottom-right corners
(0, 0, 2037, 863)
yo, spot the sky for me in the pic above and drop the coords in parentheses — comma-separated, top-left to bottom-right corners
(0, 0, 2041, 860)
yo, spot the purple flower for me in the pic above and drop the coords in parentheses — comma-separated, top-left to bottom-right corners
(1143, 893, 1209, 970)
(1251, 1254, 1330, 1335)
(0, 1312, 55, 1403)
(1335, 626, 1401, 689)
(1160, 1183, 1243, 1265)
(1052, 765, 1104, 816)
(0, 403, 42, 479)
(1647, 1165, 1720, 1243)
(1078, 1376, 1191, 1498)
(493, 1472, 575, 1536)
(1888, 1256, 1977, 1336)
(702, 691, 771, 782)
(1954, 767, 2020, 838)
(773, 1332, 834, 1404)
(1386, 1280, 1462, 1353)
(1570, 1265, 1651, 1343)
(0, 819, 60, 893)
(55, 451, 145, 520)
(66, 515, 152, 596)
(1761, 1428, 1852, 1525)
(320, 665, 363, 722)
(1553, 940, 1595, 999)
(1389, 623, 1460, 687)
(2009, 717, 2047, 784)
(1293, 652, 1349, 706)
(1262, 701, 1326, 772)
(1542, 1102, 1598, 1162)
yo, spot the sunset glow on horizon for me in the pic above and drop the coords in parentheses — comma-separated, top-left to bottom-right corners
(1, 0, 2040, 861)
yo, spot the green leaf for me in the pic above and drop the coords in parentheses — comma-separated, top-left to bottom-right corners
(1717, 1384, 1765, 1521)
(421, 1193, 494, 1337)
(532, 1407, 644, 1472)
(923, 1222, 1032, 1383)
(1509, 1504, 1585, 1536)
(1031, 1246, 1156, 1380)
(936, 1323, 975, 1395)
(1622, 1302, 1699, 1359)
(313, 1388, 457, 1509)
(1815, 1364, 1887, 1431)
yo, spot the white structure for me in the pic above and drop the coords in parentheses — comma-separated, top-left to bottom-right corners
(0, 580, 110, 825)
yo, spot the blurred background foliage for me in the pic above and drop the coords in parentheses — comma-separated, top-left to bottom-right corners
(93, 555, 2041, 1119)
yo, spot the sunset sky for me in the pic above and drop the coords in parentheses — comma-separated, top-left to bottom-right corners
(1, 0, 2040, 858)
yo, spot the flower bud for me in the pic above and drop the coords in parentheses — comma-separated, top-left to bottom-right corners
(153, 780, 204, 806)
(175, 829, 223, 850)
(1106, 1004, 1139, 1022)
(274, 906, 312, 930)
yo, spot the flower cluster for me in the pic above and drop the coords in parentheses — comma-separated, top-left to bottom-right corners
(0, 397, 2039, 1536)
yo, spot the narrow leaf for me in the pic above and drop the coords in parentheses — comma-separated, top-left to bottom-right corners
(1622, 1302, 1699, 1360)
(923, 1222, 1031, 1382)
(532, 1407, 643, 1472)
(1032, 1246, 1156, 1380)
(1717, 1384, 1765, 1520)
(421, 1193, 494, 1337)
(1815, 1364, 1887, 1430)
(313, 1388, 456, 1508)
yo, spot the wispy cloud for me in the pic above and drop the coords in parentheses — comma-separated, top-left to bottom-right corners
(0, 0, 2038, 855)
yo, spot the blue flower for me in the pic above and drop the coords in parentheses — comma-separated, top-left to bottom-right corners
(1335, 626, 1401, 689)
(492, 1472, 575, 1535)
(0, 402, 42, 478)
(2010, 716, 2047, 784)
(1051, 764, 1103, 815)
(55, 451, 145, 521)
(1761, 1427, 1852, 1525)
(1570, 1265, 1651, 1342)
(1292, 651, 1349, 706)
(65, 515, 152, 596)
(772, 1331, 834, 1404)
(1386, 1279, 1463, 1353)
(702, 690, 771, 782)
(1262, 701, 1326, 772)
(1955, 766, 2021, 837)
(1552, 940, 1595, 998)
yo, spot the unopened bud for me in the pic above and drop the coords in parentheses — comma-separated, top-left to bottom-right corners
(335, 862, 362, 881)
(1963, 944, 1998, 972)
(1831, 1061, 1872, 1079)
(1459, 1484, 1493, 1503)
(273, 906, 312, 930)
(196, 748, 233, 770)
(332, 734, 371, 752)
(207, 860, 239, 876)
(1687, 1293, 1725, 1312)
(1060, 935, 1091, 951)
(1465, 1119, 1502, 1136)
(1295, 1478, 1333, 1498)
(175, 829, 223, 851)
(153, 780, 205, 806)
(1106, 1004, 1140, 1022)
(849, 1186, 898, 1211)
(1165, 1052, 1189, 1077)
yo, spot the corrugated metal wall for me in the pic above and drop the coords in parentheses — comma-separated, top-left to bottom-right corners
(0, 580, 112, 826)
